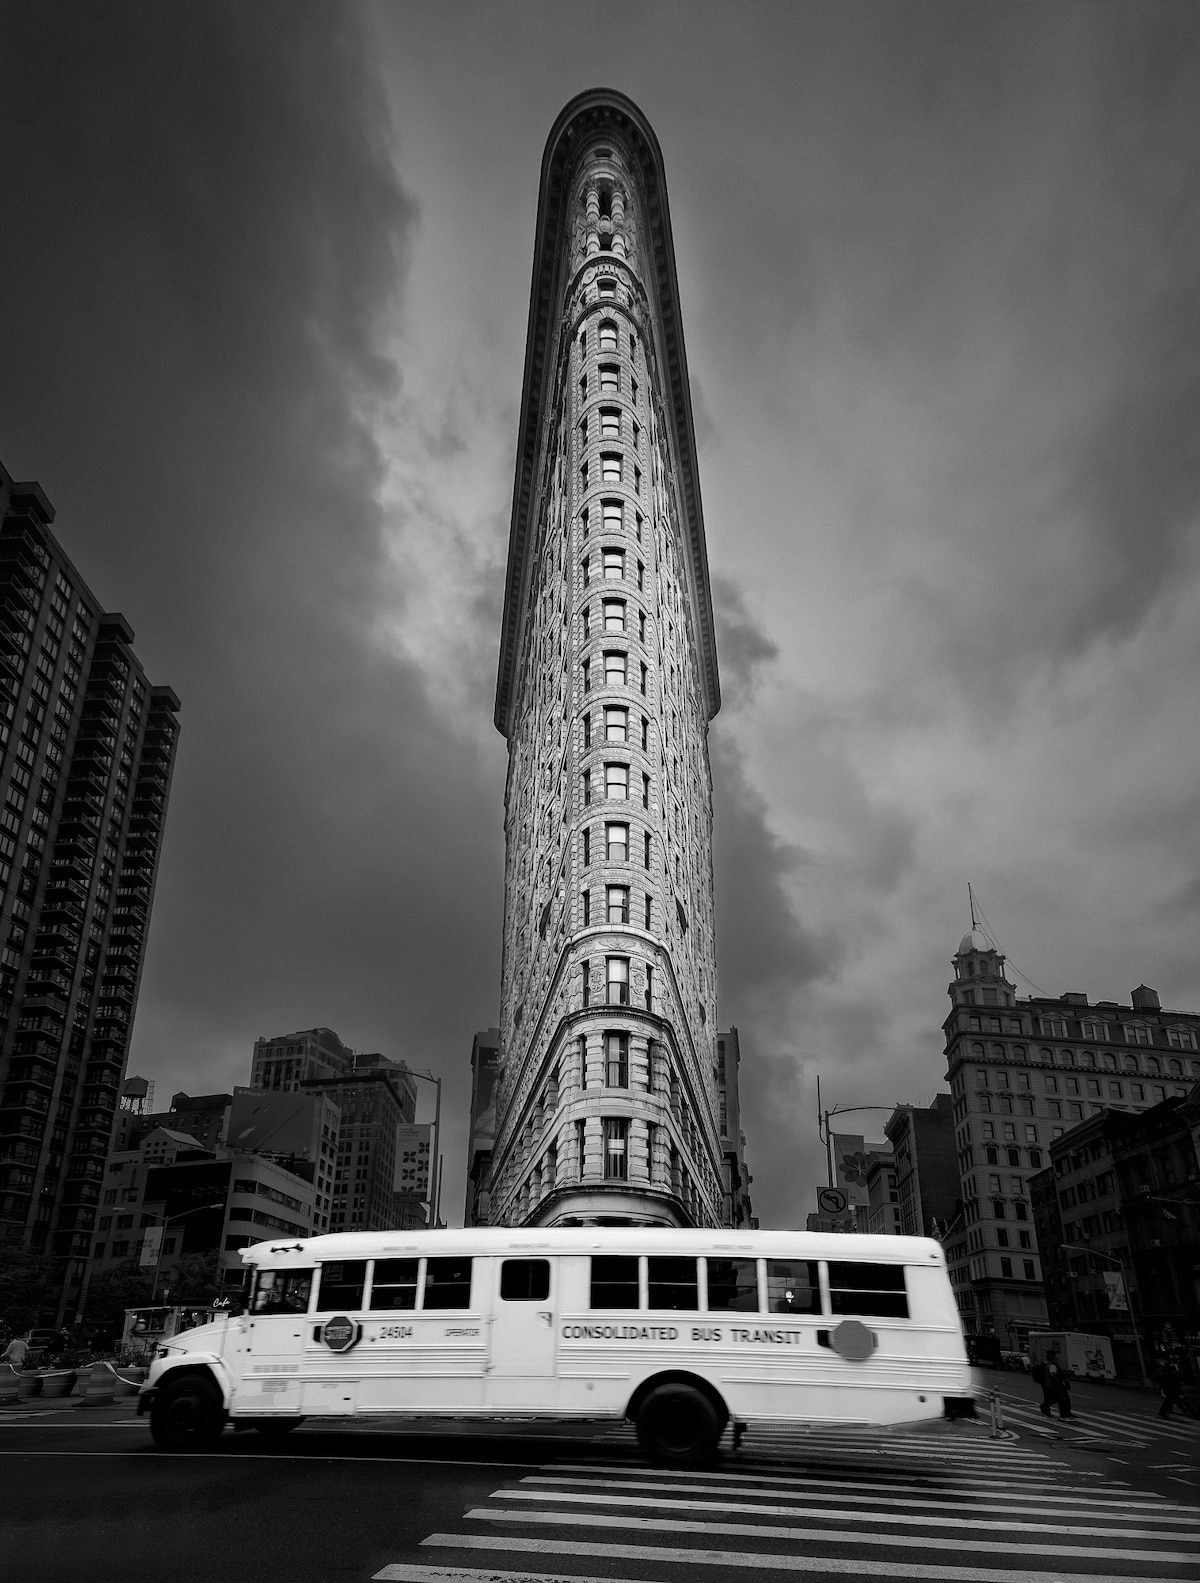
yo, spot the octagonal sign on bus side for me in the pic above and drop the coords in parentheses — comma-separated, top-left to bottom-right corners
(322, 1315, 359, 1353)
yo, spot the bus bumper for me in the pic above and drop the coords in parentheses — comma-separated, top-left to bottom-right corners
(943, 1396, 977, 1420)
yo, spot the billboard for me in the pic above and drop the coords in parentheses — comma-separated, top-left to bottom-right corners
(831, 1133, 870, 1209)
(139, 1225, 163, 1268)
(228, 1087, 320, 1159)
(394, 1123, 432, 1198)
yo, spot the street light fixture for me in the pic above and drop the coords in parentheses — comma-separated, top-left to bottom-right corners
(1062, 1244, 1151, 1386)
(815, 1077, 899, 1188)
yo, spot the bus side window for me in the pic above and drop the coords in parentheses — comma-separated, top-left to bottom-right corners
(370, 1259, 419, 1310)
(827, 1262, 908, 1319)
(500, 1259, 551, 1301)
(590, 1255, 639, 1309)
(706, 1258, 758, 1312)
(765, 1260, 819, 1315)
(315, 1261, 368, 1311)
(251, 1269, 315, 1315)
(647, 1256, 698, 1310)
(424, 1257, 473, 1310)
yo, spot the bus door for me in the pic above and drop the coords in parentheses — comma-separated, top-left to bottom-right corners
(238, 1266, 314, 1415)
(486, 1255, 556, 1409)
(303, 1259, 368, 1416)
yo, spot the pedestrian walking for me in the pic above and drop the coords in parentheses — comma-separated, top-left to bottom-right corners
(2, 1334, 32, 1369)
(1035, 1348, 1072, 1418)
(1157, 1360, 1195, 1419)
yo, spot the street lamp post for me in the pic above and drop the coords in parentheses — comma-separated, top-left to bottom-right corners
(1063, 1245, 1151, 1386)
(148, 1202, 225, 1304)
(815, 1078, 899, 1188)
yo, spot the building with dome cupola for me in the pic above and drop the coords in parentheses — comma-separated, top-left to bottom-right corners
(942, 926, 1200, 1342)
(486, 90, 726, 1228)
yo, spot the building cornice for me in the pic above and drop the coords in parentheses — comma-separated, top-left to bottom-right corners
(494, 87, 720, 737)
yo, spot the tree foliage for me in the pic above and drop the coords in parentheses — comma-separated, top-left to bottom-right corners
(0, 1243, 58, 1332)
(160, 1250, 219, 1305)
(85, 1259, 154, 1322)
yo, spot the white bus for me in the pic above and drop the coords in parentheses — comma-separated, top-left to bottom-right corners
(138, 1227, 972, 1464)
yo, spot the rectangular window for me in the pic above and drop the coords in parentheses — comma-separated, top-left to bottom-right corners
(582, 889, 591, 926)
(1023, 1259, 1036, 1281)
(600, 408, 620, 438)
(599, 323, 618, 353)
(643, 830, 651, 869)
(370, 1258, 419, 1310)
(640, 661, 648, 695)
(606, 822, 628, 862)
(605, 1031, 629, 1086)
(601, 455, 622, 485)
(1000, 1257, 1013, 1278)
(500, 1258, 550, 1302)
(647, 1256, 698, 1311)
(765, 1260, 819, 1315)
(583, 711, 592, 746)
(316, 1260, 368, 1310)
(644, 893, 652, 929)
(605, 705, 628, 741)
(605, 763, 628, 800)
(637, 559, 645, 590)
(590, 1254, 638, 1308)
(605, 650, 627, 686)
(607, 884, 629, 924)
(599, 364, 619, 393)
(706, 1258, 759, 1312)
(581, 959, 590, 1007)
(827, 1262, 908, 1319)
(606, 956, 629, 1004)
(252, 1268, 315, 1315)
(603, 601, 626, 638)
(582, 768, 592, 806)
(582, 827, 591, 865)
(642, 771, 650, 809)
(582, 657, 591, 691)
(603, 1117, 628, 1180)
(423, 1257, 473, 1310)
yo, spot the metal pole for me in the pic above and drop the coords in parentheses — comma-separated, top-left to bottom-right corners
(1117, 1251, 1152, 1387)
(430, 1072, 442, 1228)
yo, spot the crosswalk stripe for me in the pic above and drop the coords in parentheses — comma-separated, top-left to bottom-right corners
(522, 1473, 1200, 1523)
(498, 1486, 1200, 1543)
(465, 1505, 1200, 1564)
(416, 1533, 1197, 1582)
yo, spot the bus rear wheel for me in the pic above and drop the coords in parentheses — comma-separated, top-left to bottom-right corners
(149, 1372, 225, 1452)
(635, 1382, 722, 1467)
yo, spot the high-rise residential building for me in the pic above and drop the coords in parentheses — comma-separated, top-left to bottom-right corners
(943, 927, 1200, 1340)
(0, 463, 179, 1321)
(295, 1046, 419, 1232)
(112, 1088, 232, 1155)
(884, 1094, 959, 1239)
(489, 90, 725, 1228)
(464, 1027, 500, 1227)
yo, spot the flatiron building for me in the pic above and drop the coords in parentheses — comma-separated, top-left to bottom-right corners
(491, 90, 724, 1227)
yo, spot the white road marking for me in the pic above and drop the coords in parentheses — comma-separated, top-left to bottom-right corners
(417, 1533, 1198, 1583)
(498, 1485, 1200, 1542)
(521, 1473, 1200, 1523)
(464, 1505, 1199, 1564)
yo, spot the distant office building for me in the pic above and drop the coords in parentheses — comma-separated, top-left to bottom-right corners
(716, 1029, 755, 1229)
(944, 927, 1200, 1340)
(1032, 1088, 1200, 1377)
(464, 1028, 500, 1227)
(112, 1089, 232, 1155)
(251, 1026, 354, 1091)
(885, 1094, 959, 1239)
(227, 1086, 340, 1232)
(297, 1047, 419, 1232)
(489, 92, 725, 1228)
(0, 463, 179, 1322)
(864, 1152, 901, 1235)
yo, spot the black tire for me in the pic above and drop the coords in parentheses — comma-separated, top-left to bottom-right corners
(149, 1371, 225, 1452)
(252, 1417, 305, 1437)
(635, 1382, 722, 1467)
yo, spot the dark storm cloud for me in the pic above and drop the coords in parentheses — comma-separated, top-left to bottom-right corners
(0, 5, 500, 1141)
(709, 584, 843, 1226)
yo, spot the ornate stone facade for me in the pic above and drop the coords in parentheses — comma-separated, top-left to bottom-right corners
(490, 91, 723, 1227)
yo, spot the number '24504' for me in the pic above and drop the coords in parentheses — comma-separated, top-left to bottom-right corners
(378, 1324, 413, 1339)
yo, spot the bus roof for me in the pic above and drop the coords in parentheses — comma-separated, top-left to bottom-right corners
(239, 1226, 946, 1269)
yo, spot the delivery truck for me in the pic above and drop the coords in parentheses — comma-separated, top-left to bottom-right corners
(1027, 1330, 1115, 1381)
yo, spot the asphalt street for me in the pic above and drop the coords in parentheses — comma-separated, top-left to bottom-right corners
(1, 1388, 1197, 1583)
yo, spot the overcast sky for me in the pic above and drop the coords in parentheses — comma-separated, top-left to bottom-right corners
(3, 2, 1199, 1229)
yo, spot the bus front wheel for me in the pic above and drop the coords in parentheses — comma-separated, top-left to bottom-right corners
(149, 1372, 225, 1452)
(635, 1382, 722, 1467)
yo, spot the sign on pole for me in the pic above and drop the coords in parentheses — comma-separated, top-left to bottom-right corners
(394, 1123, 432, 1197)
(1103, 1270, 1129, 1311)
(140, 1225, 163, 1268)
